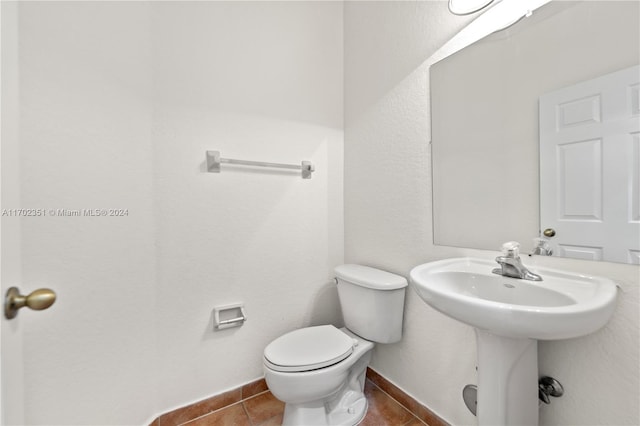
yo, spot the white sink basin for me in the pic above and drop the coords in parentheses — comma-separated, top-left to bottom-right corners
(410, 257, 618, 425)
(410, 257, 618, 340)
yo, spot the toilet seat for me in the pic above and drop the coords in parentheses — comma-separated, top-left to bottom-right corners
(264, 325, 354, 372)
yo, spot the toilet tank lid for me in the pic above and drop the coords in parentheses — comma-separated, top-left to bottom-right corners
(335, 264, 408, 290)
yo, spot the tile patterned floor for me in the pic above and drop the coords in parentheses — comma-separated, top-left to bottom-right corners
(181, 379, 426, 426)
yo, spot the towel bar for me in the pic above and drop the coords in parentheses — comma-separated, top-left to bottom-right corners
(206, 150, 314, 179)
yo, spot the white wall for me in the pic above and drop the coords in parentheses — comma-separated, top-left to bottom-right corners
(150, 1, 344, 410)
(8, 1, 343, 424)
(344, 1, 639, 425)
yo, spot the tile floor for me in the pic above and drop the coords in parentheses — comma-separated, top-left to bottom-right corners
(180, 379, 426, 426)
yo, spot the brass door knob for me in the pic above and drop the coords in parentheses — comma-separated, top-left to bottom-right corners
(4, 287, 56, 319)
(543, 228, 556, 238)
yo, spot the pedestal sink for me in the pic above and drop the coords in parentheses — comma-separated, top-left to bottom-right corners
(410, 257, 618, 426)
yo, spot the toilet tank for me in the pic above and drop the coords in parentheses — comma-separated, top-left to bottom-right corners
(335, 264, 408, 344)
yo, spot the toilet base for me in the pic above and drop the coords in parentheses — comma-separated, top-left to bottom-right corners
(281, 343, 372, 426)
(282, 396, 367, 426)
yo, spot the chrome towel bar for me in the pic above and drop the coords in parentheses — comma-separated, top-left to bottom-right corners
(206, 150, 314, 179)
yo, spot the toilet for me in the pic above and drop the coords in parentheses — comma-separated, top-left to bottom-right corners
(263, 264, 408, 426)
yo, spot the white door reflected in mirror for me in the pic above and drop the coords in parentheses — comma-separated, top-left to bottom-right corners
(539, 65, 640, 264)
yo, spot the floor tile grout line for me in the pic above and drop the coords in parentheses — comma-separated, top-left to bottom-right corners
(402, 416, 429, 426)
(176, 400, 246, 426)
(243, 390, 282, 426)
(176, 389, 272, 426)
(252, 413, 282, 426)
(367, 379, 424, 424)
(242, 389, 271, 403)
(241, 399, 255, 426)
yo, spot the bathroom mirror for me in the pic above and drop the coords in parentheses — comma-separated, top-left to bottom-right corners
(431, 0, 640, 264)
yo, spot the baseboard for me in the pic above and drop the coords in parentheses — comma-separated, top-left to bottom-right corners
(366, 367, 449, 426)
(150, 369, 448, 426)
(150, 378, 268, 426)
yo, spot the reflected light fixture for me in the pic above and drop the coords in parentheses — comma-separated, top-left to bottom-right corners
(449, 0, 495, 15)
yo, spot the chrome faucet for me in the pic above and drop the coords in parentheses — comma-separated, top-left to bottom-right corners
(492, 241, 543, 281)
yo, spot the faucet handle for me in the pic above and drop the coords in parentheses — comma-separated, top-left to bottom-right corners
(531, 237, 553, 256)
(501, 241, 520, 258)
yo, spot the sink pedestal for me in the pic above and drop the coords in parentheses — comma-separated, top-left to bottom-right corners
(475, 329, 538, 426)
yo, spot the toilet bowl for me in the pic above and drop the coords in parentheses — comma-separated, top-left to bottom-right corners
(263, 264, 408, 426)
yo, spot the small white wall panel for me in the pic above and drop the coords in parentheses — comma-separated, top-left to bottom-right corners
(630, 83, 640, 116)
(556, 95, 601, 129)
(557, 244, 603, 261)
(631, 133, 640, 222)
(557, 139, 602, 220)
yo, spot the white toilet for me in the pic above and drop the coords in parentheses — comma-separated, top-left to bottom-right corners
(263, 264, 408, 426)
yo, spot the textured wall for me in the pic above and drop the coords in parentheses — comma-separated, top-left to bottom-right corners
(344, 1, 639, 425)
(150, 1, 344, 413)
(9, 1, 343, 424)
